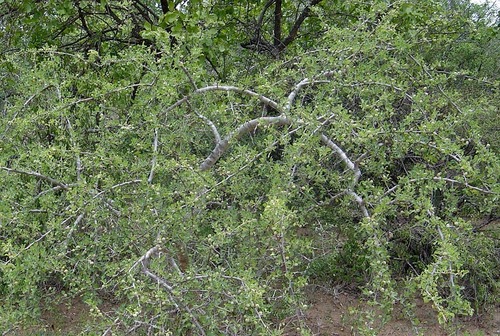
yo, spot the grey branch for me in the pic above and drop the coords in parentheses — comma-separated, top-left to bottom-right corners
(164, 85, 282, 115)
(286, 78, 310, 112)
(148, 129, 159, 184)
(186, 100, 221, 144)
(1, 167, 69, 190)
(285, 71, 334, 111)
(347, 190, 369, 218)
(320, 134, 361, 185)
(64, 213, 86, 249)
(65, 118, 82, 181)
(199, 116, 293, 171)
(166, 82, 371, 220)
(320, 134, 368, 217)
(136, 246, 206, 336)
(197, 111, 221, 144)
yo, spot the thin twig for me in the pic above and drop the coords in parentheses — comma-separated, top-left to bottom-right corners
(1, 167, 69, 190)
(180, 62, 198, 90)
(66, 118, 82, 181)
(9, 229, 53, 261)
(92, 179, 143, 200)
(435, 177, 494, 194)
(187, 100, 221, 144)
(135, 246, 207, 336)
(2, 85, 55, 140)
(34, 184, 76, 200)
(56, 80, 156, 112)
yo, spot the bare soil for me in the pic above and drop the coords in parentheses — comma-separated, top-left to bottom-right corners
(11, 287, 500, 335)
(300, 285, 500, 336)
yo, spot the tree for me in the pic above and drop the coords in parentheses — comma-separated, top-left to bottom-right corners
(1, 0, 499, 334)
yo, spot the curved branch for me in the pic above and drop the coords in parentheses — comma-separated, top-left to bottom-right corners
(195, 110, 221, 144)
(320, 134, 361, 185)
(164, 85, 283, 115)
(274, 0, 282, 46)
(285, 78, 310, 111)
(168, 81, 370, 219)
(132, 1, 157, 23)
(199, 116, 293, 171)
(320, 134, 368, 217)
(134, 245, 206, 336)
(256, 0, 276, 32)
(185, 100, 221, 144)
(285, 70, 334, 111)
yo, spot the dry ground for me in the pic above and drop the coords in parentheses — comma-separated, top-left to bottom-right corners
(299, 286, 499, 336)
(9, 287, 499, 335)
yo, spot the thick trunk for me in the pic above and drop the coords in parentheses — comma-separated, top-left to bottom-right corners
(274, 0, 282, 47)
(160, 0, 169, 14)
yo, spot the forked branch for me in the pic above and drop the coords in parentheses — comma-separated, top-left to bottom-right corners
(167, 78, 369, 218)
(133, 245, 206, 336)
(199, 116, 293, 171)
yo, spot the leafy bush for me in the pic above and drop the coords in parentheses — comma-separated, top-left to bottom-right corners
(1, 0, 499, 334)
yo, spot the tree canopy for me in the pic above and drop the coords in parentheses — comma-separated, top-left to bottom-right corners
(1, 0, 499, 334)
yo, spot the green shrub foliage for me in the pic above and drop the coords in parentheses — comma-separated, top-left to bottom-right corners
(1, 0, 498, 334)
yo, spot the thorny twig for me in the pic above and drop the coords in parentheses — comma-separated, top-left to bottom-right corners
(132, 246, 206, 336)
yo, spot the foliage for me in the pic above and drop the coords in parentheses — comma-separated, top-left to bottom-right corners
(1, 0, 499, 334)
